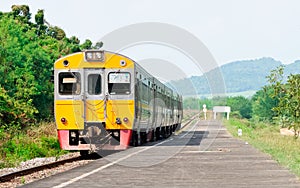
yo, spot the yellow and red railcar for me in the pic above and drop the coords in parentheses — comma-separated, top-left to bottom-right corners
(54, 50, 182, 155)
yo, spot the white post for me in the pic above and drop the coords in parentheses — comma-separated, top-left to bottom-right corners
(214, 112, 216, 120)
(238, 129, 242, 136)
(203, 104, 207, 120)
(227, 112, 230, 120)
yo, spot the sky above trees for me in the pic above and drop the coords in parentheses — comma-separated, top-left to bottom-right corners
(1, 1, 299, 77)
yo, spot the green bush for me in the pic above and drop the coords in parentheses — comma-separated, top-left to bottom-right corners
(0, 123, 66, 168)
(0, 6, 92, 129)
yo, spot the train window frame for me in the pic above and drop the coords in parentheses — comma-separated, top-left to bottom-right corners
(88, 74, 102, 95)
(58, 72, 81, 95)
(108, 72, 131, 95)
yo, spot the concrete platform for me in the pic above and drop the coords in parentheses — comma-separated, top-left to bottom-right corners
(22, 120, 300, 188)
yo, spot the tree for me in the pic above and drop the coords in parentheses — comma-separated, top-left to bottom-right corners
(93, 41, 103, 49)
(35, 9, 44, 25)
(80, 39, 92, 50)
(48, 26, 66, 40)
(11, 5, 31, 22)
(267, 66, 300, 138)
(69, 36, 80, 44)
(0, 16, 38, 127)
(34, 9, 47, 36)
(251, 88, 278, 122)
(227, 96, 252, 119)
(0, 5, 87, 128)
(283, 74, 300, 137)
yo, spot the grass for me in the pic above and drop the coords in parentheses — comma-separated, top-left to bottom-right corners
(0, 122, 67, 168)
(224, 118, 300, 177)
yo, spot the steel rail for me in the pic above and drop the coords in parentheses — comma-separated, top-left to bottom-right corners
(0, 156, 82, 182)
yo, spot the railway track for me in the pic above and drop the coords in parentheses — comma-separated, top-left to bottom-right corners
(177, 113, 199, 131)
(0, 155, 82, 183)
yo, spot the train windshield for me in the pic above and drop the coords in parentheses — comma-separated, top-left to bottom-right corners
(108, 72, 131, 95)
(88, 74, 101, 95)
(58, 72, 81, 95)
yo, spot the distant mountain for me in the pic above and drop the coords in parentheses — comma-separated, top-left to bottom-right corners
(169, 57, 300, 96)
(284, 60, 300, 75)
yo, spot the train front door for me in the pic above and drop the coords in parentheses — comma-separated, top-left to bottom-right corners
(83, 69, 106, 125)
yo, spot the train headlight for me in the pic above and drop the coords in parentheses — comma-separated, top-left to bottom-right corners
(113, 131, 119, 137)
(85, 51, 104, 62)
(61, 117, 67, 124)
(123, 117, 129, 123)
(95, 52, 102, 59)
(86, 52, 93, 60)
(70, 131, 76, 138)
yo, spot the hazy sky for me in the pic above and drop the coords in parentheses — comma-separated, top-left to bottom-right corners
(2, 0, 300, 77)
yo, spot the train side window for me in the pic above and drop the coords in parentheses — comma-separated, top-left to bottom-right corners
(88, 74, 101, 95)
(108, 72, 131, 95)
(58, 72, 81, 95)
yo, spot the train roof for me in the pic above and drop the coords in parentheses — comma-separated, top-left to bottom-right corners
(54, 50, 182, 98)
(54, 50, 135, 70)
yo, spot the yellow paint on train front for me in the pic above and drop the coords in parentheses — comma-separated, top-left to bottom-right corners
(106, 100, 134, 130)
(56, 100, 84, 130)
(85, 100, 105, 122)
(55, 99, 134, 130)
(54, 52, 134, 69)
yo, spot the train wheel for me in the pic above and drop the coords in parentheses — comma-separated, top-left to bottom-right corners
(149, 130, 155, 142)
(155, 128, 160, 140)
(166, 126, 170, 137)
(162, 127, 167, 138)
(140, 132, 147, 145)
(132, 131, 139, 147)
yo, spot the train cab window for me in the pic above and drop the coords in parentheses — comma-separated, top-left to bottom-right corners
(58, 72, 81, 95)
(108, 72, 131, 95)
(88, 74, 101, 95)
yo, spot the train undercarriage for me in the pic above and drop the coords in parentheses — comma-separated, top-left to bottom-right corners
(58, 123, 181, 156)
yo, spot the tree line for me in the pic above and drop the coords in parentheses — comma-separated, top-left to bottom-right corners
(184, 65, 300, 137)
(0, 5, 98, 129)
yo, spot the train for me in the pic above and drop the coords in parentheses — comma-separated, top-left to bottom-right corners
(54, 50, 183, 155)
